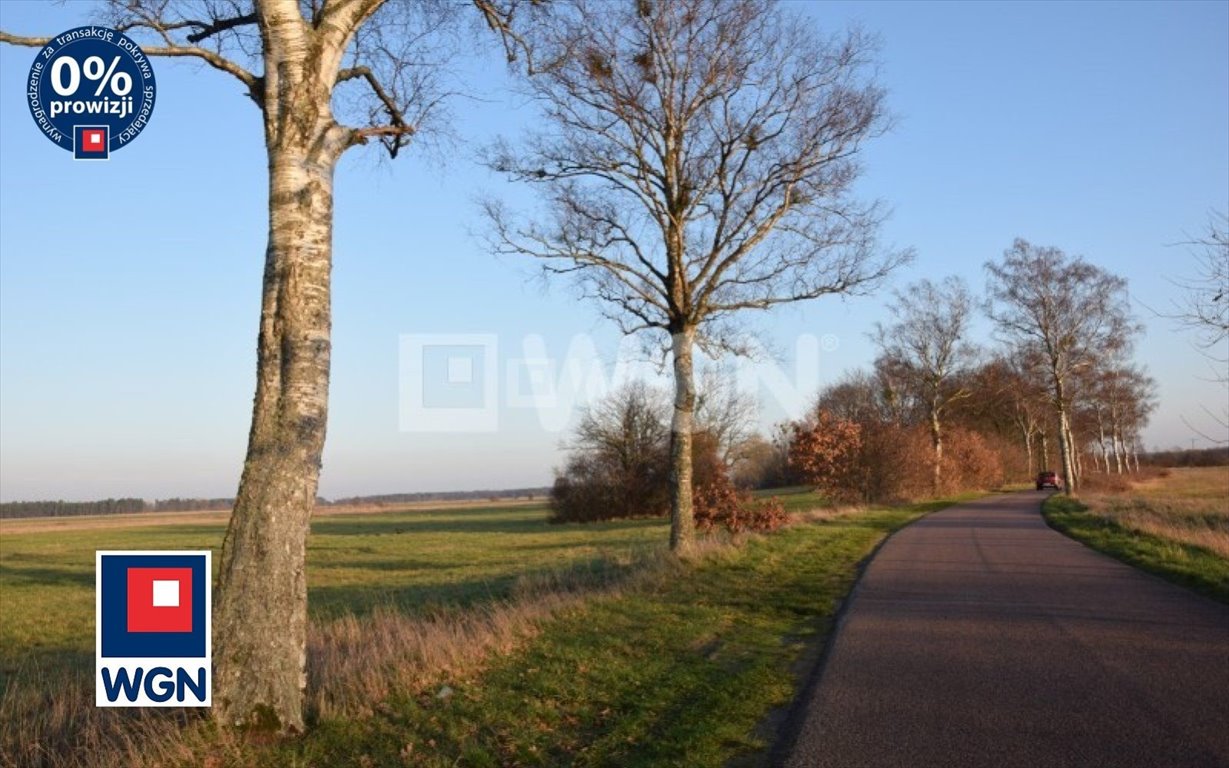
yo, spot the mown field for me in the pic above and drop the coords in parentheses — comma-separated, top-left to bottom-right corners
(1043, 466, 1229, 603)
(0, 491, 970, 767)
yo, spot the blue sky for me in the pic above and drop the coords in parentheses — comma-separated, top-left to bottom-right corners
(1, 1, 1226, 501)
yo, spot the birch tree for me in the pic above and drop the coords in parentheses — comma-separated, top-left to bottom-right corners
(485, 0, 907, 550)
(2, 0, 523, 734)
(873, 277, 977, 494)
(985, 239, 1139, 495)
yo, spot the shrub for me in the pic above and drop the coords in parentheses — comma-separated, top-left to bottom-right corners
(787, 410, 863, 502)
(693, 431, 787, 534)
(941, 427, 1004, 493)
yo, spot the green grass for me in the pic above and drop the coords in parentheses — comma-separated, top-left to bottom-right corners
(0, 494, 967, 767)
(0, 505, 663, 691)
(278, 499, 960, 768)
(1043, 494, 1229, 604)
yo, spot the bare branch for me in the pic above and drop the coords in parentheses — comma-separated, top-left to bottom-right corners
(472, 0, 539, 72)
(0, 29, 261, 98)
(483, 0, 904, 347)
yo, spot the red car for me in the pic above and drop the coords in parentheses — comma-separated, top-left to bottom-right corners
(1036, 471, 1061, 490)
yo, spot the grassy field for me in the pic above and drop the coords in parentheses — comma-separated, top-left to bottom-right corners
(0, 503, 661, 689)
(1043, 466, 1229, 603)
(0, 491, 967, 767)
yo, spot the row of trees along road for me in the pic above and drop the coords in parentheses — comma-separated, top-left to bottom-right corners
(782, 243, 1154, 503)
(2, 0, 906, 735)
(549, 238, 1159, 513)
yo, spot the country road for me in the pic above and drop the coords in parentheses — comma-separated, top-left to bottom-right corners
(776, 492, 1229, 768)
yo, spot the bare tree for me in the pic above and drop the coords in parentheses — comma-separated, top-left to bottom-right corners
(1169, 212, 1229, 357)
(484, 0, 907, 549)
(551, 381, 671, 521)
(572, 380, 671, 468)
(873, 277, 977, 494)
(695, 367, 759, 466)
(1167, 212, 1229, 444)
(985, 239, 1139, 495)
(2, 0, 524, 733)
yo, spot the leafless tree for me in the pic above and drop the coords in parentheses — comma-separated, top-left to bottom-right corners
(695, 367, 759, 466)
(551, 380, 672, 521)
(1169, 212, 1229, 357)
(572, 380, 671, 464)
(873, 277, 977, 494)
(484, 0, 908, 549)
(2, 0, 527, 734)
(815, 368, 902, 426)
(985, 239, 1140, 494)
(1083, 362, 1154, 473)
(1167, 212, 1229, 444)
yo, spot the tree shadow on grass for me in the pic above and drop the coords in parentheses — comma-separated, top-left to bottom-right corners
(0, 646, 94, 698)
(0, 561, 93, 588)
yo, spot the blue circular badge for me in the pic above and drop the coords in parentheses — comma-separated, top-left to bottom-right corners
(24, 26, 156, 159)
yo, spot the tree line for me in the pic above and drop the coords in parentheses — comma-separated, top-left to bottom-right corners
(0, 497, 234, 519)
(553, 238, 1171, 515)
(0, 490, 557, 519)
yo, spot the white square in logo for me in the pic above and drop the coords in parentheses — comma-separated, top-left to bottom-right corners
(447, 356, 473, 384)
(399, 334, 499, 432)
(152, 580, 179, 607)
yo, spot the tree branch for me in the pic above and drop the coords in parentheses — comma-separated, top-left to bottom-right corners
(0, 30, 261, 99)
(185, 13, 258, 44)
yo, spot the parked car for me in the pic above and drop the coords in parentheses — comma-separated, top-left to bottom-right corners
(1036, 471, 1061, 490)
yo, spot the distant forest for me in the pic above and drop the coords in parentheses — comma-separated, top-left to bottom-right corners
(0, 488, 552, 519)
(1140, 446, 1229, 468)
(4, 448, 1228, 523)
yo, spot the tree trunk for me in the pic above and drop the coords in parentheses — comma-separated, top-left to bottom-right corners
(1057, 410, 1076, 495)
(1071, 430, 1084, 481)
(212, 140, 336, 733)
(1097, 417, 1109, 474)
(930, 405, 943, 496)
(212, 11, 351, 729)
(1065, 419, 1080, 492)
(1054, 377, 1076, 495)
(1040, 430, 1050, 470)
(1111, 428, 1122, 474)
(668, 327, 697, 551)
(1021, 424, 1034, 477)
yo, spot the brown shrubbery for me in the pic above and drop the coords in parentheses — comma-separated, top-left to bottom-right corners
(693, 433, 788, 534)
(788, 410, 863, 503)
(785, 407, 1007, 503)
(550, 387, 786, 534)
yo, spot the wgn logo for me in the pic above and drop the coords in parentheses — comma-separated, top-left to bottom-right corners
(96, 551, 211, 707)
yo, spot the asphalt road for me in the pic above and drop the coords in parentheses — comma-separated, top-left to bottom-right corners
(777, 491, 1229, 768)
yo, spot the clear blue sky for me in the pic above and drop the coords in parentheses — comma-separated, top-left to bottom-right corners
(1, 1, 1226, 501)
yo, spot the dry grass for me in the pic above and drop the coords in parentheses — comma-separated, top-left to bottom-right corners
(0, 546, 688, 768)
(306, 546, 679, 721)
(1078, 467, 1229, 559)
(0, 666, 231, 768)
(790, 504, 869, 525)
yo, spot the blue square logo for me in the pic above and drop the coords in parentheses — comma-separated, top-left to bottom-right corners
(96, 551, 212, 707)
